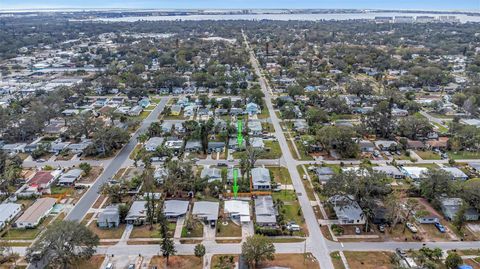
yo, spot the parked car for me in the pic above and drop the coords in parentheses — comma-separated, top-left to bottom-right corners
(36, 159, 46, 163)
(406, 222, 418, 233)
(128, 264, 134, 269)
(105, 263, 114, 269)
(355, 227, 361, 234)
(287, 224, 301, 231)
(378, 224, 385, 233)
(218, 163, 228, 167)
(435, 222, 446, 233)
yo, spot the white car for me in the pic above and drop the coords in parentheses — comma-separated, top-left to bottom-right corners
(287, 224, 301, 231)
(406, 222, 418, 233)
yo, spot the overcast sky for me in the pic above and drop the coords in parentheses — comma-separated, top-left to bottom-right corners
(1, 0, 479, 11)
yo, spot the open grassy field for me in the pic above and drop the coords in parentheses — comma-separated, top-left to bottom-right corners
(150, 255, 202, 269)
(343, 251, 394, 269)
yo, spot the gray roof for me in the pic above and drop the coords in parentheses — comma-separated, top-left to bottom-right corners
(145, 137, 164, 150)
(97, 205, 119, 224)
(0, 203, 21, 223)
(201, 167, 222, 181)
(185, 139, 202, 150)
(125, 201, 147, 220)
(328, 195, 364, 222)
(251, 167, 271, 187)
(254, 196, 276, 224)
(248, 120, 262, 132)
(58, 169, 83, 184)
(372, 166, 403, 177)
(164, 200, 189, 217)
(192, 201, 219, 221)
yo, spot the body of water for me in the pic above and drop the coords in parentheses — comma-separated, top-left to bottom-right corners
(90, 12, 480, 23)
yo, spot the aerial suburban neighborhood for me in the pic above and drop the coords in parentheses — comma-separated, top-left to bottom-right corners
(0, 5, 480, 269)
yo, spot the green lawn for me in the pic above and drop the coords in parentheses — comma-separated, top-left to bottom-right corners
(415, 150, 441, 160)
(232, 140, 282, 159)
(181, 220, 204, 238)
(272, 190, 298, 202)
(216, 220, 242, 237)
(261, 140, 282, 159)
(268, 167, 292, 184)
(130, 223, 176, 238)
(447, 151, 480, 160)
(1, 216, 53, 240)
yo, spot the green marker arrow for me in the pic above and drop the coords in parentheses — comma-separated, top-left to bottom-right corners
(233, 168, 239, 199)
(237, 120, 243, 147)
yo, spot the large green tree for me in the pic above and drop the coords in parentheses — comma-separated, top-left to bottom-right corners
(26, 221, 99, 269)
(241, 235, 275, 268)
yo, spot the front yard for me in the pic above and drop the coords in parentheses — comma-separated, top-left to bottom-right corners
(343, 251, 394, 269)
(130, 223, 176, 238)
(88, 223, 126, 239)
(150, 255, 202, 269)
(216, 220, 242, 237)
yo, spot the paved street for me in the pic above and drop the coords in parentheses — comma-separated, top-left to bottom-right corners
(243, 30, 335, 269)
(64, 97, 169, 221)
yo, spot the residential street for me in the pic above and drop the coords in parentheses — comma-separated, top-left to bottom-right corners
(64, 97, 169, 221)
(243, 30, 336, 269)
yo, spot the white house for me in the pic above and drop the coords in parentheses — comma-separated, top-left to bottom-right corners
(15, 198, 56, 228)
(0, 203, 22, 230)
(224, 200, 251, 223)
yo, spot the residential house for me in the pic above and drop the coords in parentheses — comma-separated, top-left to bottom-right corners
(97, 205, 120, 228)
(358, 140, 375, 152)
(374, 140, 397, 151)
(125, 201, 147, 225)
(138, 98, 150, 108)
(315, 167, 335, 182)
(170, 105, 182, 116)
(391, 108, 409, 117)
(66, 139, 93, 154)
(28, 170, 61, 193)
(400, 166, 428, 180)
(293, 119, 308, 133)
(426, 137, 448, 150)
(440, 198, 479, 221)
(145, 137, 164, 152)
(372, 166, 405, 179)
(0, 203, 22, 230)
(163, 200, 189, 220)
(406, 140, 426, 150)
(328, 195, 366, 225)
(208, 142, 225, 153)
(227, 167, 242, 184)
(251, 167, 271, 190)
(441, 167, 468, 180)
(50, 141, 70, 154)
(249, 137, 265, 149)
(164, 139, 183, 153)
(128, 105, 143, 116)
(1, 143, 26, 154)
(57, 169, 83, 186)
(230, 108, 244, 116)
(192, 201, 220, 227)
(416, 215, 440, 224)
(246, 102, 260, 115)
(254, 196, 277, 226)
(248, 120, 263, 136)
(185, 140, 202, 152)
(201, 167, 222, 183)
(15, 198, 56, 228)
(224, 200, 251, 223)
(154, 166, 168, 184)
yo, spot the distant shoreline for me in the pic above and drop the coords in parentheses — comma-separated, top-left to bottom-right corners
(0, 9, 479, 16)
